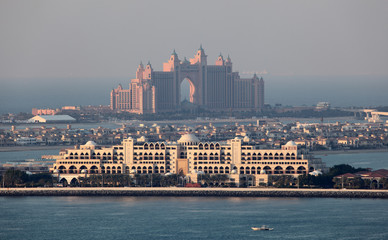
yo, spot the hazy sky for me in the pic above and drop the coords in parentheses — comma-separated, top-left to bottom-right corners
(0, 0, 387, 113)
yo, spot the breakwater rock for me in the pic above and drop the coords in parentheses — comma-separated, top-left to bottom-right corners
(1, 188, 388, 198)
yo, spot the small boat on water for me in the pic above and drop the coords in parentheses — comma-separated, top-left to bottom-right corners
(251, 225, 274, 231)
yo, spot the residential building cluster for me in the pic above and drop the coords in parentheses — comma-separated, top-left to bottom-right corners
(31, 106, 80, 116)
(334, 169, 388, 189)
(1, 119, 387, 150)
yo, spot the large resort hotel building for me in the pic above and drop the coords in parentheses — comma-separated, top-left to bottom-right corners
(51, 134, 325, 186)
(110, 46, 264, 114)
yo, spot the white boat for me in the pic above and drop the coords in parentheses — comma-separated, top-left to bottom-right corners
(251, 225, 274, 231)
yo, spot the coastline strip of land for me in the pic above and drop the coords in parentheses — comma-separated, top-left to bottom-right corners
(312, 148, 388, 155)
(0, 146, 63, 152)
(1, 187, 387, 198)
(1, 145, 387, 155)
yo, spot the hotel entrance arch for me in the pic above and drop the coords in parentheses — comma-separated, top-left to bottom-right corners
(180, 77, 196, 103)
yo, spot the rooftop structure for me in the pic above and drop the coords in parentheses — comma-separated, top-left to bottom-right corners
(28, 115, 76, 123)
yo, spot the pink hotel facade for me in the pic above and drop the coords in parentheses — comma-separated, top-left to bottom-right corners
(110, 47, 264, 113)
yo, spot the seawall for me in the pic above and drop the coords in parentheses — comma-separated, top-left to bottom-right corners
(1, 188, 387, 198)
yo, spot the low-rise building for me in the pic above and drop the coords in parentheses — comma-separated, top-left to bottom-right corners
(28, 115, 76, 123)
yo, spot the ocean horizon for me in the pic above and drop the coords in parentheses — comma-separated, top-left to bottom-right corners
(1, 75, 387, 114)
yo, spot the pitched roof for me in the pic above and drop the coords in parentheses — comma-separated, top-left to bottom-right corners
(335, 173, 356, 178)
(29, 115, 76, 122)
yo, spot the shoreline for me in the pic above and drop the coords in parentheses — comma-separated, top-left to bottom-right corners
(312, 148, 388, 155)
(0, 146, 64, 152)
(1, 145, 387, 155)
(0, 116, 355, 126)
(1, 187, 387, 198)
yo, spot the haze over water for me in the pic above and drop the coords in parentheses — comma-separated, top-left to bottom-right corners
(1, 75, 387, 114)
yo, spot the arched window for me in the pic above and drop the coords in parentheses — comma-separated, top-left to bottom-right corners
(263, 166, 272, 174)
(297, 166, 306, 174)
(286, 166, 295, 174)
(274, 166, 283, 174)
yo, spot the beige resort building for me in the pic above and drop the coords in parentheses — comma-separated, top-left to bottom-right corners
(51, 134, 325, 186)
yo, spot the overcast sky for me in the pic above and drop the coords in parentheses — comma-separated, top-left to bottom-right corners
(1, 0, 387, 81)
(0, 0, 387, 113)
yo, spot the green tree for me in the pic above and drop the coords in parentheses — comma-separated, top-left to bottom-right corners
(3, 169, 28, 187)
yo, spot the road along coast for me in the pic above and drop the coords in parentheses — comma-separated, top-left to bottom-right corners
(1, 187, 387, 198)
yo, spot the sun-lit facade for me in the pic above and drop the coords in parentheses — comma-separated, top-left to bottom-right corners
(110, 47, 264, 114)
(51, 134, 325, 186)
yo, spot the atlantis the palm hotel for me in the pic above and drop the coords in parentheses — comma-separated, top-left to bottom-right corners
(51, 134, 326, 186)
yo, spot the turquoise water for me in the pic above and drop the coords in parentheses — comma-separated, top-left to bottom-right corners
(317, 152, 388, 170)
(0, 197, 387, 240)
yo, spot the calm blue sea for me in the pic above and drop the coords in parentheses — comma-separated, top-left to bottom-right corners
(0, 197, 387, 240)
(317, 152, 388, 170)
(0, 149, 61, 164)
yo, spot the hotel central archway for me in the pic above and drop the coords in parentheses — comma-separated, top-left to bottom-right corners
(180, 77, 196, 103)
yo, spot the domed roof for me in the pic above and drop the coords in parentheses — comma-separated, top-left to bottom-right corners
(137, 136, 147, 142)
(309, 170, 322, 176)
(178, 134, 200, 144)
(84, 141, 97, 146)
(285, 141, 297, 146)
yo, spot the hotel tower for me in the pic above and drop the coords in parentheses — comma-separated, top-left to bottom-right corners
(110, 46, 264, 114)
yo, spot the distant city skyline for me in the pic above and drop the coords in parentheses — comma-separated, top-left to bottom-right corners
(1, 0, 387, 113)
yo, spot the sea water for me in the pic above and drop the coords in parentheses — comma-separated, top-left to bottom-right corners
(317, 152, 388, 170)
(0, 196, 387, 240)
